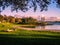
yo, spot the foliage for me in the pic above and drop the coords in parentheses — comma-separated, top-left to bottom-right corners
(0, 15, 37, 24)
(40, 22, 47, 26)
(21, 17, 37, 24)
(21, 25, 35, 28)
(0, 15, 4, 22)
(0, 0, 60, 12)
(15, 18, 22, 23)
(0, 22, 14, 31)
(3, 15, 8, 22)
(7, 16, 15, 23)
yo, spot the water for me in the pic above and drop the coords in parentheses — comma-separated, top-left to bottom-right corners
(35, 25, 60, 30)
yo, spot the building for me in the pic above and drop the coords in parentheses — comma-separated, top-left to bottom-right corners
(41, 16, 45, 22)
(41, 15, 45, 22)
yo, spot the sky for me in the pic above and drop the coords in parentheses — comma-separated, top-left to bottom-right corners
(1, 2, 60, 19)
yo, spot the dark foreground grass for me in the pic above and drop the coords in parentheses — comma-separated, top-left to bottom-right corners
(0, 35, 60, 45)
(0, 30, 60, 45)
(0, 34, 60, 45)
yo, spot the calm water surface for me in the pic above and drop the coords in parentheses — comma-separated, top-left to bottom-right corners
(35, 25, 60, 30)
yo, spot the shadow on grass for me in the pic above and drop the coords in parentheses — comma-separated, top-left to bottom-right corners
(0, 34, 60, 45)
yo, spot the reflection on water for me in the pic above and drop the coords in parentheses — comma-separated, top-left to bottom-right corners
(36, 26, 45, 30)
(35, 25, 60, 30)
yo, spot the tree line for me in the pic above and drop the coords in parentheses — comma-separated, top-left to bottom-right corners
(0, 15, 37, 24)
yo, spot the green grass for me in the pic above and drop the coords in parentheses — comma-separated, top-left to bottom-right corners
(0, 22, 60, 45)
(0, 30, 60, 45)
(20, 25, 35, 28)
(0, 22, 14, 31)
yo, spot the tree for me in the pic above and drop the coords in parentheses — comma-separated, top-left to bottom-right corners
(21, 17, 26, 23)
(15, 18, 22, 23)
(0, 0, 60, 12)
(21, 17, 37, 24)
(0, 15, 4, 22)
(27, 17, 37, 23)
(8, 16, 15, 23)
(3, 15, 8, 22)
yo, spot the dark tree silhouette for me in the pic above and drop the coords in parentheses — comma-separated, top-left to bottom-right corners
(0, 0, 60, 12)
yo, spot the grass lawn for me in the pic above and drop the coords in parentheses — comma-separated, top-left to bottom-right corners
(20, 25, 35, 28)
(0, 22, 60, 45)
(0, 29, 60, 45)
(0, 22, 14, 31)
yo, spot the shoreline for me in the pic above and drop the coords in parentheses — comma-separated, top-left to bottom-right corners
(14, 26, 60, 32)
